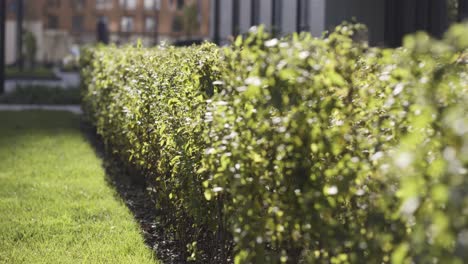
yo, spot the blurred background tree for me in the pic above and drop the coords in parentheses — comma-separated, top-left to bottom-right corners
(23, 30, 37, 69)
(182, 3, 199, 38)
(448, 0, 459, 22)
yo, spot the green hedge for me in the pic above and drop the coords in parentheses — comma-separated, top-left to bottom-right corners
(81, 42, 225, 261)
(81, 24, 468, 263)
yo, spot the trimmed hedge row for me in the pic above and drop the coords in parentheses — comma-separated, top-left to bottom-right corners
(81, 42, 224, 261)
(81, 23, 468, 263)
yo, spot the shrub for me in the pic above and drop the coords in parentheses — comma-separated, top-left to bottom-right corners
(81, 23, 468, 263)
(378, 25, 468, 264)
(81, 42, 226, 261)
(202, 25, 395, 263)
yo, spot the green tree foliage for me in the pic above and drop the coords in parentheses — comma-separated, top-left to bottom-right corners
(81, 23, 468, 263)
(448, 0, 459, 22)
(81, 43, 224, 260)
(182, 3, 200, 38)
(23, 30, 37, 69)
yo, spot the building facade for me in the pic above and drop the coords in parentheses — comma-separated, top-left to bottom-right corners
(37, 0, 210, 44)
(5, 0, 211, 64)
(211, 0, 455, 47)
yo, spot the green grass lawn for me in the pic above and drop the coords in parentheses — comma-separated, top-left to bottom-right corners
(0, 111, 157, 264)
(6, 67, 56, 79)
(0, 86, 81, 105)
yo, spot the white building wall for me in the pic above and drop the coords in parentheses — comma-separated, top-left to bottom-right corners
(281, 0, 297, 34)
(260, 0, 272, 28)
(239, 0, 252, 32)
(24, 21, 45, 62)
(5, 20, 47, 65)
(43, 30, 73, 63)
(210, 0, 214, 41)
(5, 21, 16, 65)
(212, 0, 397, 44)
(209, 0, 328, 42)
(210, 0, 388, 45)
(309, 0, 326, 37)
(218, 0, 233, 44)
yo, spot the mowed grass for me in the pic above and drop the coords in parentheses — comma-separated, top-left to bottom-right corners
(0, 111, 157, 264)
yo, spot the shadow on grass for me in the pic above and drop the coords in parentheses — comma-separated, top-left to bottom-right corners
(80, 122, 186, 264)
(0, 111, 82, 151)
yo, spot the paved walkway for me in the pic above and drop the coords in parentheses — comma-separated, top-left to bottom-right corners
(0, 104, 82, 114)
(5, 69, 80, 92)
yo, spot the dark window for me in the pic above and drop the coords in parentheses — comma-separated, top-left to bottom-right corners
(72, 16, 83, 32)
(177, 0, 184, 10)
(296, 0, 309, 32)
(272, 0, 282, 35)
(232, 0, 240, 35)
(121, 16, 134, 32)
(384, 0, 449, 46)
(197, 0, 201, 23)
(172, 16, 182, 32)
(71, 0, 86, 10)
(459, 0, 468, 21)
(47, 0, 61, 8)
(251, 0, 260, 26)
(98, 16, 108, 24)
(145, 17, 157, 32)
(47, 15, 59, 29)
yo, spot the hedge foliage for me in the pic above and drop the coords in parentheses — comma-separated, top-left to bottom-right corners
(81, 23, 468, 263)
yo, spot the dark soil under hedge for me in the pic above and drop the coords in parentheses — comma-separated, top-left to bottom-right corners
(81, 122, 186, 263)
(82, 122, 233, 264)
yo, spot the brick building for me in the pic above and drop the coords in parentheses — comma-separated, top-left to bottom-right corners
(39, 0, 210, 43)
(5, 0, 211, 64)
